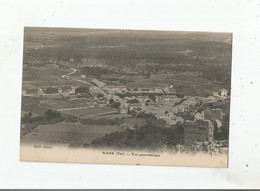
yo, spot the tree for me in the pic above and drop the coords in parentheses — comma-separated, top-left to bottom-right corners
(149, 94, 156, 102)
(23, 112, 32, 123)
(75, 87, 89, 94)
(109, 99, 121, 108)
(97, 93, 104, 97)
(44, 109, 61, 121)
(176, 93, 184, 98)
(112, 101, 121, 108)
(127, 99, 139, 104)
(44, 87, 58, 94)
(109, 99, 114, 105)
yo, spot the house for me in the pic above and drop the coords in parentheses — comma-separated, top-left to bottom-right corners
(89, 86, 103, 95)
(22, 90, 27, 96)
(154, 87, 163, 93)
(58, 88, 63, 94)
(206, 96, 217, 102)
(219, 89, 228, 97)
(177, 104, 189, 112)
(168, 85, 176, 93)
(69, 86, 76, 94)
(81, 74, 87, 79)
(162, 87, 170, 94)
(129, 103, 141, 111)
(155, 95, 178, 103)
(183, 97, 197, 107)
(92, 79, 106, 88)
(194, 112, 203, 120)
(175, 116, 184, 124)
(118, 104, 129, 114)
(37, 88, 44, 94)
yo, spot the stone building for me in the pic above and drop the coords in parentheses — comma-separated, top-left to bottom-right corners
(184, 120, 214, 145)
(219, 88, 228, 97)
(184, 108, 223, 146)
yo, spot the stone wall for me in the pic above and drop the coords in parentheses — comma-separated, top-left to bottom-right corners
(202, 109, 222, 121)
(184, 120, 210, 145)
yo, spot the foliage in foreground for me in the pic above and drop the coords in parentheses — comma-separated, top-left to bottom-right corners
(90, 125, 184, 149)
(89, 114, 184, 149)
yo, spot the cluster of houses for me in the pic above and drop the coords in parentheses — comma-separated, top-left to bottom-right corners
(90, 78, 175, 94)
(22, 73, 229, 151)
(22, 86, 77, 96)
(108, 86, 175, 94)
(22, 76, 229, 142)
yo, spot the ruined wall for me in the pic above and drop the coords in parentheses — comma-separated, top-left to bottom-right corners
(202, 109, 222, 121)
(184, 120, 210, 145)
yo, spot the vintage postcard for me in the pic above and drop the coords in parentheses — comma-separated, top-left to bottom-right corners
(20, 27, 232, 167)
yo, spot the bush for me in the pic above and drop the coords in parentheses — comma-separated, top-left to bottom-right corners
(127, 99, 139, 104)
(43, 87, 58, 94)
(75, 87, 89, 94)
(90, 115, 184, 149)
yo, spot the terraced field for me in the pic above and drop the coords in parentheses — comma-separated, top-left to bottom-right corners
(21, 122, 123, 146)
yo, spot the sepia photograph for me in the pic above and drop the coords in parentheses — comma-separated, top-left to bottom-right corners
(20, 27, 232, 167)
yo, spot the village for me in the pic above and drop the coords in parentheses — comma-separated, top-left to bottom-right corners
(22, 70, 229, 152)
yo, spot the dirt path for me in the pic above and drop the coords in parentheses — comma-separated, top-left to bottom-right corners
(62, 68, 77, 78)
(57, 106, 94, 111)
(52, 64, 59, 68)
(80, 111, 118, 118)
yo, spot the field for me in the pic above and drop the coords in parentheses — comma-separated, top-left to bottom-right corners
(99, 74, 147, 86)
(123, 117, 146, 127)
(21, 96, 87, 114)
(85, 113, 131, 120)
(22, 64, 84, 88)
(21, 94, 118, 118)
(20, 122, 123, 146)
(61, 107, 117, 118)
(21, 96, 51, 115)
(123, 72, 226, 97)
(40, 97, 89, 110)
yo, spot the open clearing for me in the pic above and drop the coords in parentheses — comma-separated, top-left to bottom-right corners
(21, 96, 51, 115)
(20, 122, 123, 145)
(84, 113, 131, 120)
(61, 107, 117, 118)
(41, 97, 89, 110)
(22, 65, 83, 87)
(125, 72, 225, 97)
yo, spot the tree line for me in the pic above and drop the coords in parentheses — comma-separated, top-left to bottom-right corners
(21, 109, 63, 124)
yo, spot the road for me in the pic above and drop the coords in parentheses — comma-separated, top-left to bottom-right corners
(57, 106, 94, 111)
(80, 111, 118, 118)
(60, 68, 96, 88)
(62, 68, 77, 78)
(52, 64, 59, 68)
